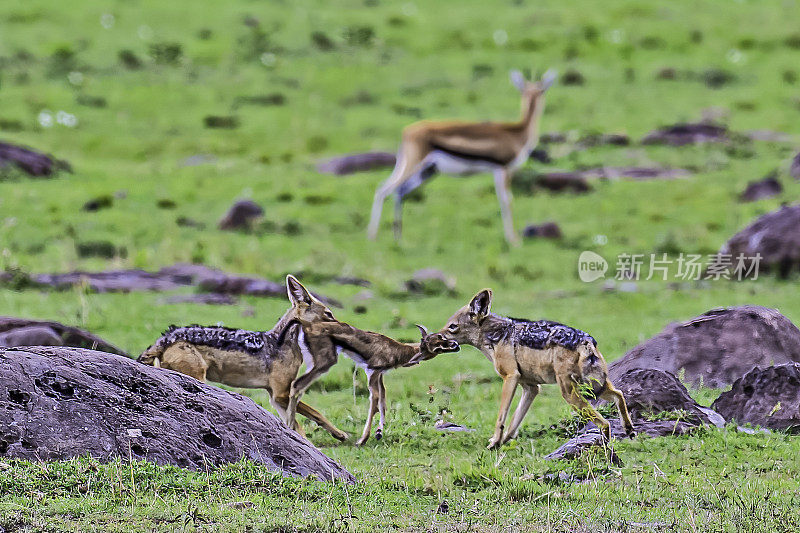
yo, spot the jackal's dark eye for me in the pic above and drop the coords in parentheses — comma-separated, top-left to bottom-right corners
(447, 323, 458, 332)
(323, 310, 335, 320)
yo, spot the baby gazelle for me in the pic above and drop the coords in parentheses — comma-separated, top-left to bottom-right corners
(428, 289, 634, 449)
(287, 315, 459, 445)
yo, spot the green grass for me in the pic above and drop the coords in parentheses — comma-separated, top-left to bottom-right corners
(2, 0, 800, 530)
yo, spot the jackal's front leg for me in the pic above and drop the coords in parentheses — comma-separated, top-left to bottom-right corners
(501, 383, 539, 444)
(488, 373, 520, 449)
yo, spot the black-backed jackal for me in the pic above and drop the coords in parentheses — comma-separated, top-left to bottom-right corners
(421, 289, 634, 449)
(137, 275, 349, 441)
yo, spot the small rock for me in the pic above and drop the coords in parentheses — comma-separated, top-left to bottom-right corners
(791, 152, 800, 180)
(82, 195, 114, 212)
(739, 174, 782, 202)
(180, 154, 217, 167)
(218, 200, 264, 231)
(522, 222, 563, 239)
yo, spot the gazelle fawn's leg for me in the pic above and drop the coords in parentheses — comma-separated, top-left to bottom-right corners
(493, 167, 520, 246)
(488, 373, 520, 449)
(501, 384, 539, 444)
(557, 376, 612, 442)
(600, 380, 635, 437)
(357, 370, 382, 446)
(376, 373, 387, 440)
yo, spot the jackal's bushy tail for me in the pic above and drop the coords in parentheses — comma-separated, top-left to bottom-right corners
(577, 341, 608, 398)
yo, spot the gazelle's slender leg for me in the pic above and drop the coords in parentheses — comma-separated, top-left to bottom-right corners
(501, 384, 539, 444)
(368, 152, 409, 240)
(493, 167, 520, 246)
(376, 373, 387, 440)
(357, 369, 382, 446)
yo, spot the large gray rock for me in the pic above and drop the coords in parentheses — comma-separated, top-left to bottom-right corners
(718, 204, 800, 277)
(0, 346, 354, 482)
(711, 363, 800, 433)
(609, 306, 800, 388)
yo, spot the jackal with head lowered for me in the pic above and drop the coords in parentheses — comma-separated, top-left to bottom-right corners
(137, 275, 349, 441)
(418, 289, 634, 449)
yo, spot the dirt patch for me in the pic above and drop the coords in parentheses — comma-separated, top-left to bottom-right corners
(711, 363, 800, 433)
(0, 346, 354, 481)
(718, 204, 800, 277)
(609, 305, 800, 388)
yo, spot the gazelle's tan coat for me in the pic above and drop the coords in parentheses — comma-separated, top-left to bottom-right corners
(368, 69, 556, 245)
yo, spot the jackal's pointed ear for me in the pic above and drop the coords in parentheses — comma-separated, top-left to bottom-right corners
(416, 324, 429, 339)
(510, 69, 526, 92)
(286, 275, 312, 306)
(469, 289, 492, 321)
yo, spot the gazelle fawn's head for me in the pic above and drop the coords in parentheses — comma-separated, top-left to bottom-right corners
(285, 275, 337, 325)
(438, 289, 494, 346)
(509, 69, 557, 98)
(404, 324, 460, 367)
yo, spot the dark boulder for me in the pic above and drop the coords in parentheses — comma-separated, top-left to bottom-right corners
(718, 204, 800, 277)
(791, 152, 800, 180)
(711, 363, 800, 433)
(218, 200, 264, 230)
(0, 346, 354, 481)
(642, 122, 729, 146)
(522, 222, 563, 240)
(0, 317, 125, 355)
(609, 306, 800, 388)
(0, 142, 70, 177)
(739, 175, 783, 202)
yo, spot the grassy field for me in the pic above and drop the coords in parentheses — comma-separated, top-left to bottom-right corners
(2, 0, 800, 530)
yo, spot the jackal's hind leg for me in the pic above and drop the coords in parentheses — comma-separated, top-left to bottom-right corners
(600, 381, 635, 437)
(558, 377, 611, 442)
(160, 343, 208, 382)
(295, 401, 349, 441)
